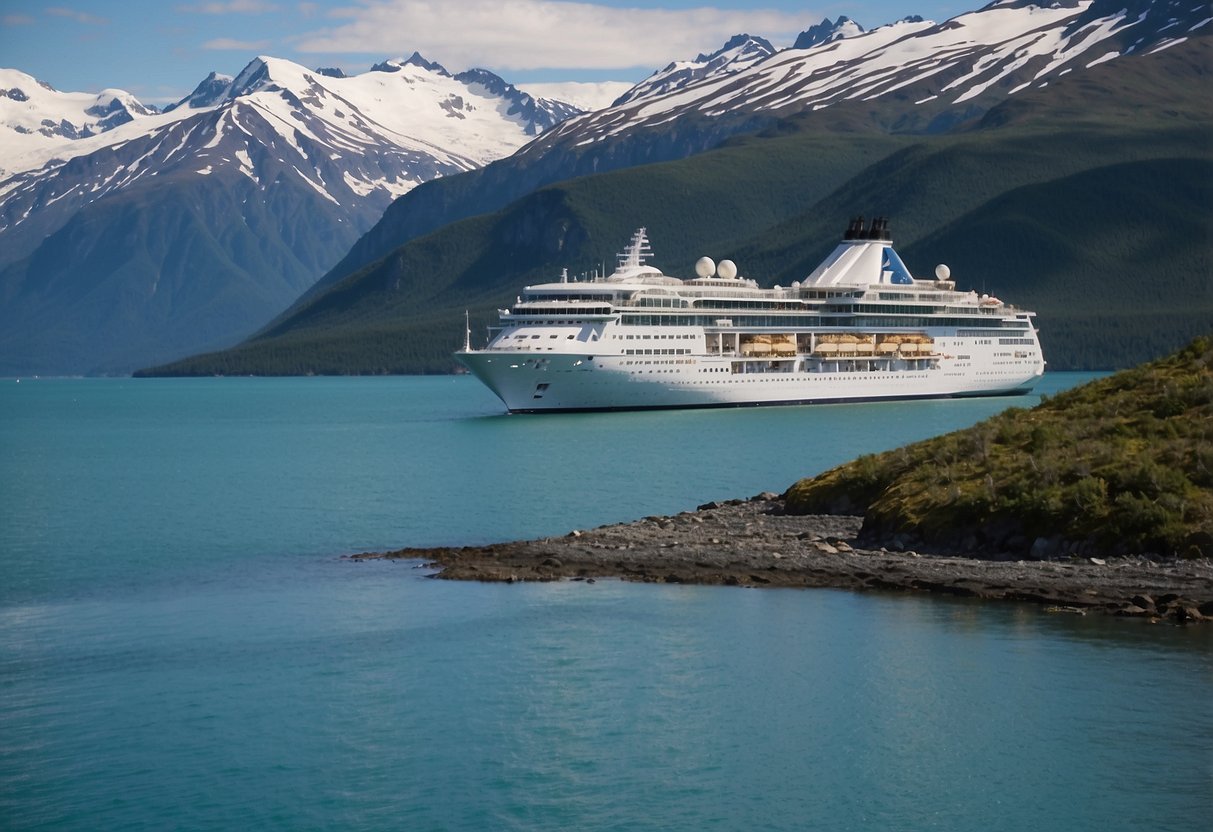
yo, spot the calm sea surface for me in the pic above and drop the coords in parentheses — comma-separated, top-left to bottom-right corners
(1, 375, 1210, 831)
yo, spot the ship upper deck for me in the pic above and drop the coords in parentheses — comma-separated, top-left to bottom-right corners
(505, 218, 1034, 320)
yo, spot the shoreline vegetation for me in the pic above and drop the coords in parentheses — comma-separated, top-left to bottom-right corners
(353, 338, 1213, 623)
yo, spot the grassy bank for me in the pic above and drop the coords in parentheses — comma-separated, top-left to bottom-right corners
(785, 337, 1213, 558)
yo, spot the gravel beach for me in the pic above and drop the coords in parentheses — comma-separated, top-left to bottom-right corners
(351, 496, 1213, 622)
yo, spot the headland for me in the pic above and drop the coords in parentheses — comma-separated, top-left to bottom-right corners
(349, 494, 1213, 623)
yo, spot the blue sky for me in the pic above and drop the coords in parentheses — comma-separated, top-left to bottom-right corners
(1, 0, 981, 103)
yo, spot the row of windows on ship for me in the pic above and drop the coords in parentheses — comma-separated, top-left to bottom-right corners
(503, 314, 1028, 330)
(630, 315, 1024, 328)
(515, 298, 994, 314)
(518, 289, 962, 305)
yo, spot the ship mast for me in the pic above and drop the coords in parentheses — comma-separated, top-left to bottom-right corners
(618, 227, 652, 271)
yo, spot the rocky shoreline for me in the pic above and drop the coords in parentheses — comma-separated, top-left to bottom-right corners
(350, 495, 1213, 623)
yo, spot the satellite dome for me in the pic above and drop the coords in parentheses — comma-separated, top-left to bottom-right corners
(695, 257, 716, 278)
(935, 264, 951, 280)
(717, 259, 738, 280)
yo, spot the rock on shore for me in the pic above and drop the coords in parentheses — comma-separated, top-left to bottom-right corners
(350, 496, 1213, 623)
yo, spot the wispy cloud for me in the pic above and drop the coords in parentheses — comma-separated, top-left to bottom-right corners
(292, 0, 807, 71)
(178, 1, 280, 12)
(203, 37, 273, 49)
(2, 14, 36, 26)
(45, 7, 109, 25)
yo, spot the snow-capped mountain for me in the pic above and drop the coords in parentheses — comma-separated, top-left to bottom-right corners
(2, 53, 581, 214)
(0, 54, 584, 375)
(535, 0, 1211, 148)
(0, 53, 581, 279)
(792, 16, 867, 50)
(612, 34, 777, 106)
(0, 69, 158, 177)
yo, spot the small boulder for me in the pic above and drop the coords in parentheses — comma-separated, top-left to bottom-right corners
(1130, 594, 1155, 610)
(1177, 606, 1205, 623)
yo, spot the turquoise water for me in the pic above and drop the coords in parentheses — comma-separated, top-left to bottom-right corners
(2, 375, 1210, 830)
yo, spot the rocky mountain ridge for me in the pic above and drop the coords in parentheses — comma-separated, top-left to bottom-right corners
(532, 0, 1209, 150)
(0, 54, 585, 375)
(611, 34, 777, 106)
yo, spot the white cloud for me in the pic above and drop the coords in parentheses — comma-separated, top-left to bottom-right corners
(292, 0, 807, 71)
(518, 80, 634, 110)
(203, 37, 273, 49)
(45, 7, 109, 25)
(178, 1, 281, 12)
(2, 14, 37, 26)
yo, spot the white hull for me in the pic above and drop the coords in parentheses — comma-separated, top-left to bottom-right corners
(458, 343, 1043, 413)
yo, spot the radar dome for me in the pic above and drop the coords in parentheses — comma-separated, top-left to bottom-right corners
(717, 259, 738, 280)
(695, 257, 716, 278)
(935, 264, 951, 280)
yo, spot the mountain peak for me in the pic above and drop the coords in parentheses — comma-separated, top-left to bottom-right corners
(614, 33, 776, 106)
(793, 16, 866, 50)
(231, 56, 277, 95)
(371, 52, 451, 76)
(695, 33, 776, 63)
(165, 70, 235, 112)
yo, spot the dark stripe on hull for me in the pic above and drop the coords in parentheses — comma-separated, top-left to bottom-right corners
(505, 386, 1035, 414)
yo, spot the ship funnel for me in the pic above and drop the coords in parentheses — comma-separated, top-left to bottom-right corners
(867, 217, 891, 241)
(843, 216, 891, 241)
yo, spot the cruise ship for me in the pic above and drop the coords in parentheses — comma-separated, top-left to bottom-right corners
(456, 218, 1045, 412)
